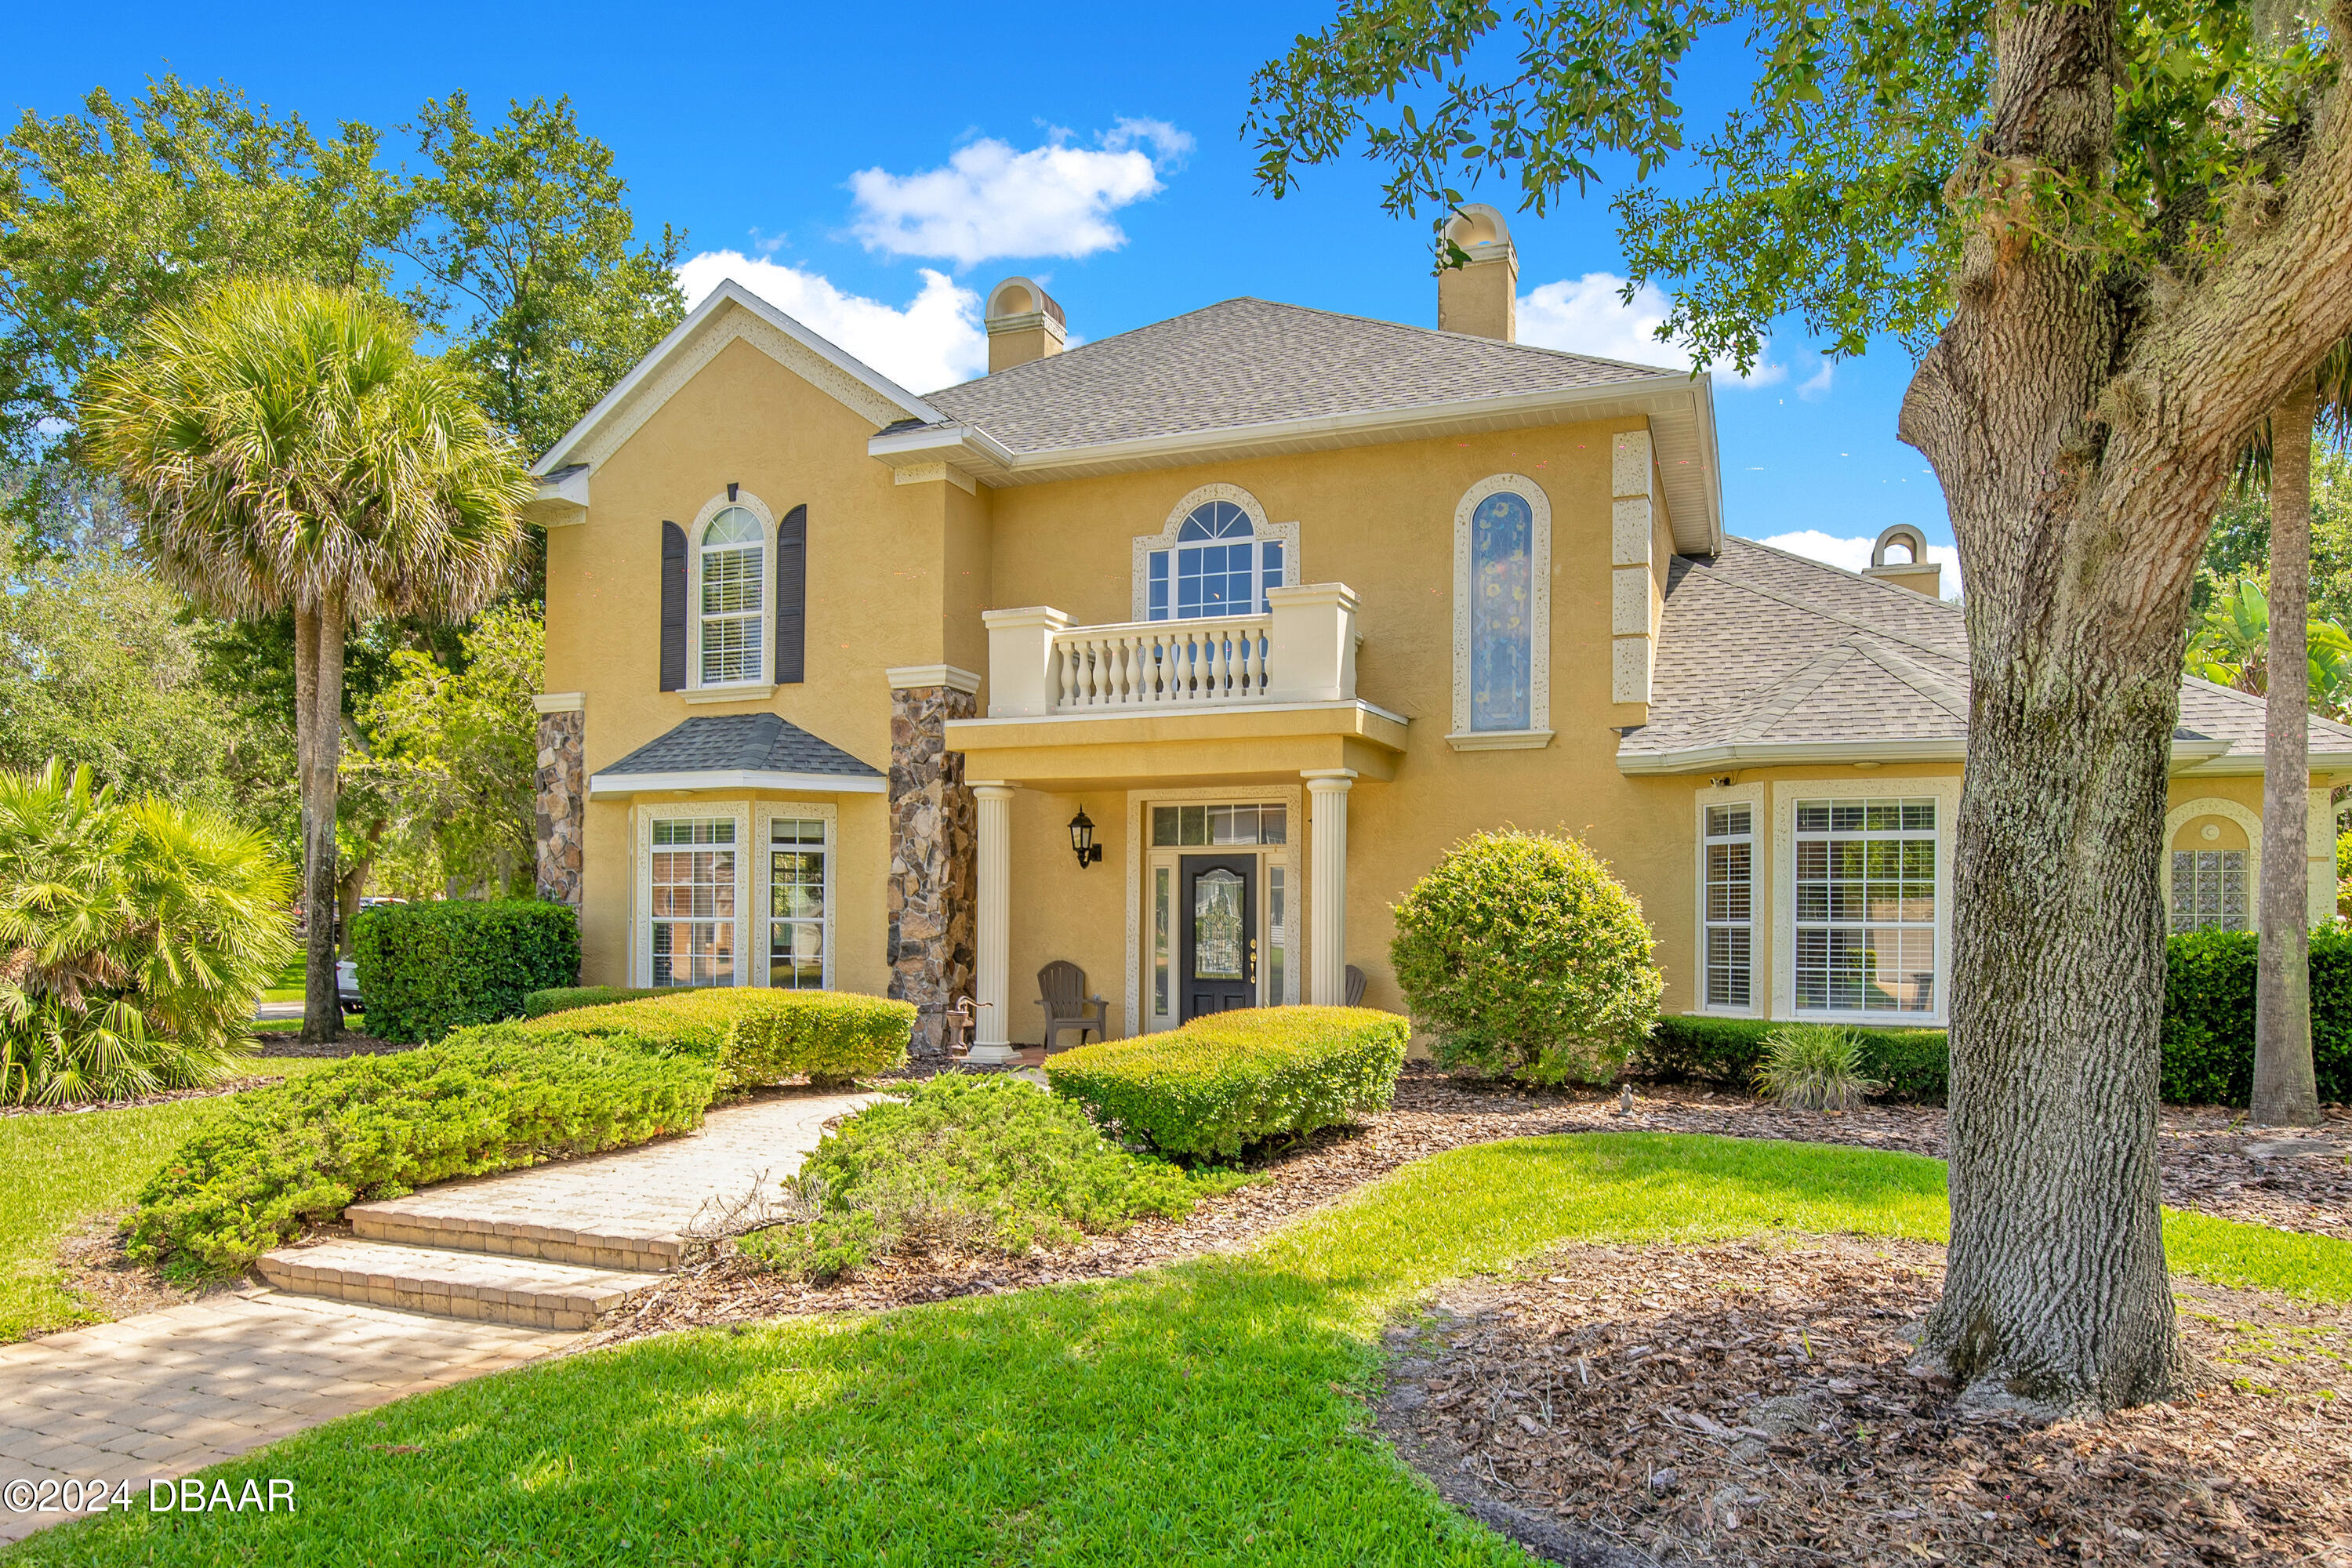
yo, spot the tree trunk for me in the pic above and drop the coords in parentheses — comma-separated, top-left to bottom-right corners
(2254, 383, 2321, 1126)
(299, 601, 346, 1044)
(336, 817, 383, 961)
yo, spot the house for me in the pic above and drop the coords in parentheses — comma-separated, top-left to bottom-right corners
(527, 205, 2352, 1060)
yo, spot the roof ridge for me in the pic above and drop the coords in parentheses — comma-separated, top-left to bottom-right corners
(1696, 551, 1966, 669)
(1238, 296, 1689, 376)
(1847, 639, 1972, 722)
(1728, 642, 1863, 743)
(1725, 534, 1965, 616)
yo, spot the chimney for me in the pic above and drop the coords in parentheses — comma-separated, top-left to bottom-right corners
(985, 276, 1066, 373)
(1864, 524, 1944, 598)
(1437, 204, 1519, 342)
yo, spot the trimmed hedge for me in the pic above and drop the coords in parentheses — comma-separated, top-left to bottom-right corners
(512, 988, 913, 1089)
(353, 900, 580, 1043)
(1046, 1005, 1408, 1160)
(1640, 1015, 1951, 1102)
(524, 985, 663, 1018)
(2163, 927, 2352, 1105)
(125, 1029, 715, 1277)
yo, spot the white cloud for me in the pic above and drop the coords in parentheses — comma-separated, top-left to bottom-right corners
(1516, 272, 1792, 389)
(676, 252, 987, 393)
(1759, 529, 1963, 601)
(847, 119, 1192, 267)
(1796, 358, 1835, 400)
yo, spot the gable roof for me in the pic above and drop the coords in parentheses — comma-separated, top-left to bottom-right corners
(532, 280, 942, 479)
(871, 298, 1722, 553)
(1621, 536, 2352, 774)
(586, 713, 886, 800)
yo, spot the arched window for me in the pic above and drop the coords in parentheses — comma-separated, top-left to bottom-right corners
(1450, 475, 1552, 742)
(699, 506, 764, 684)
(1133, 485, 1298, 622)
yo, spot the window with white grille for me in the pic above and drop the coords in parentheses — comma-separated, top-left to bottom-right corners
(2169, 850, 2247, 934)
(698, 506, 764, 684)
(768, 816, 829, 989)
(1794, 797, 1937, 1015)
(649, 818, 736, 986)
(1702, 804, 1754, 1009)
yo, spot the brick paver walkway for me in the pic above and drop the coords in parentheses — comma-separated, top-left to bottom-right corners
(2, 1088, 875, 1543)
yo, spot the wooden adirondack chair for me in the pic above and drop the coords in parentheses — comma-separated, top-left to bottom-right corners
(1036, 960, 1109, 1052)
(1345, 965, 1367, 1007)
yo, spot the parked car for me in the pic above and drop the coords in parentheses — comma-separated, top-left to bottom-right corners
(336, 959, 362, 1015)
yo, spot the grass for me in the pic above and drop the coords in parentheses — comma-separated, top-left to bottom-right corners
(261, 957, 308, 1004)
(8, 1133, 2346, 1566)
(0, 1058, 336, 1342)
(248, 1015, 364, 1036)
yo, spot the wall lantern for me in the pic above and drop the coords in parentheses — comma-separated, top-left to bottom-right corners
(1068, 807, 1102, 869)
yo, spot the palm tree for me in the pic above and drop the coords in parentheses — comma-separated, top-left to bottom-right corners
(82, 279, 531, 1042)
(2185, 579, 2352, 719)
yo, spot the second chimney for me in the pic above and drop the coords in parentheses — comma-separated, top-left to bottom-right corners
(1864, 524, 1944, 598)
(985, 276, 1066, 373)
(1437, 204, 1518, 342)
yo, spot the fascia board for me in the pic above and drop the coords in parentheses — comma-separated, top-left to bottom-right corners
(587, 768, 887, 800)
(2172, 746, 2352, 775)
(535, 281, 945, 476)
(1615, 734, 2264, 776)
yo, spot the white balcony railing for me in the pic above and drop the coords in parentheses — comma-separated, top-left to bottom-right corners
(982, 583, 1360, 718)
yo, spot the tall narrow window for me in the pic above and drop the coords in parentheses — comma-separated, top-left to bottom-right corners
(650, 818, 736, 987)
(768, 816, 828, 988)
(1794, 798, 1937, 1014)
(2170, 850, 2247, 933)
(699, 506, 764, 684)
(1702, 804, 1754, 1009)
(1152, 866, 1172, 1018)
(1469, 491, 1534, 731)
(1143, 499, 1286, 619)
(1266, 865, 1287, 1004)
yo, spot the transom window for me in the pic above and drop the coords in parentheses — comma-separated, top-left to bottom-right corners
(699, 506, 764, 684)
(650, 818, 736, 987)
(768, 816, 829, 989)
(1702, 804, 1755, 1009)
(1147, 502, 1284, 620)
(1794, 797, 1937, 1015)
(1468, 490, 1535, 731)
(1152, 803, 1287, 846)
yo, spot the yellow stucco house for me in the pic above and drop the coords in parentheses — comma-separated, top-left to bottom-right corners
(527, 207, 2352, 1062)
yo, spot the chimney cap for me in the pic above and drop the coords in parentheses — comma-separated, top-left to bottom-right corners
(985, 275, 1066, 329)
(1870, 523, 1929, 568)
(1442, 203, 1515, 256)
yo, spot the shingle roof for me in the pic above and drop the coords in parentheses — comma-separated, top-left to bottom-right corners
(917, 297, 1674, 454)
(1623, 536, 2352, 769)
(596, 713, 882, 780)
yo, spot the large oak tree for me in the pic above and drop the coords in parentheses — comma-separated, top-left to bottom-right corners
(1249, 0, 2352, 1410)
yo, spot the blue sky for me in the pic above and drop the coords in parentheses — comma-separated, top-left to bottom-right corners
(7, 0, 1958, 590)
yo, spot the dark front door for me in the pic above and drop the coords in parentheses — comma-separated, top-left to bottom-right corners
(1178, 853, 1257, 1021)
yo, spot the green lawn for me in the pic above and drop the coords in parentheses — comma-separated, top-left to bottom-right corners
(0, 1058, 336, 1343)
(261, 959, 307, 1005)
(13, 1132, 2344, 1567)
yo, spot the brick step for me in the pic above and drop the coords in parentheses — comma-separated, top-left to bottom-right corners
(346, 1201, 683, 1274)
(257, 1240, 662, 1330)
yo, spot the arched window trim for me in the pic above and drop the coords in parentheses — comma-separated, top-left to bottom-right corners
(2161, 797, 2263, 931)
(1131, 483, 1300, 622)
(686, 489, 778, 691)
(1450, 474, 1552, 745)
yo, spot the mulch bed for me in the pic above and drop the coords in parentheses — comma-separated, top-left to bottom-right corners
(581, 1072, 2351, 1352)
(1377, 1236, 2352, 1566)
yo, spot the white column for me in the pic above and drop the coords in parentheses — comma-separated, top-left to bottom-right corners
(970, 782, 1018, 1061)
(1304, 770, 1356, 1005)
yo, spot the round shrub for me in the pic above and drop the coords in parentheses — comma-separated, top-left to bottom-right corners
(1388, 828, 1661, 1083)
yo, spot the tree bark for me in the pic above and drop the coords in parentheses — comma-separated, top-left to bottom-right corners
(299, 600, 346, 1045)
(2254, 383, 2321, 1126)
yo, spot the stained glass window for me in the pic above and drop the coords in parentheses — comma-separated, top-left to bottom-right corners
(1468, 491, 1534, 731)
(650, 818, 735, 987)
(1193, 868, 1246, 980)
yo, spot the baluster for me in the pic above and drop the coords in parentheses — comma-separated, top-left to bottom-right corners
(1121, 633, 1142, 706)
(1081, 637, 1104, 706)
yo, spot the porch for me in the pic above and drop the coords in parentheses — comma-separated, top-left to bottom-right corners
(946, 583, 1407, 1061)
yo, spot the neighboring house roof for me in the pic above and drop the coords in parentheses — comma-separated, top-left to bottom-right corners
(872, 298, 1723, 553)
(1620, 536, 2352, 775)
(586, 713, 887, 799)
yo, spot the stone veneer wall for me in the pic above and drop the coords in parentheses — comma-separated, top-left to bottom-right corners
(535, 709, 586, 907)
(887, 684, 978, 1059)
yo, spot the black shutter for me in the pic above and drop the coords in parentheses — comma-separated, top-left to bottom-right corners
(659, 521, 688, 691)
(775, 504, 807, 684)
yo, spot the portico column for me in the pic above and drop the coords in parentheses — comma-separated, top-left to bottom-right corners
(969, 782, 1018, 1062)
(1303, 770, 1356, 1005)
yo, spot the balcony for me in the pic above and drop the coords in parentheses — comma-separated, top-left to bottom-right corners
(954, 583, 1406, 791)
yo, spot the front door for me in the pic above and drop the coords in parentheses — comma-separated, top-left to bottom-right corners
(1178, 853, 1257, 1021)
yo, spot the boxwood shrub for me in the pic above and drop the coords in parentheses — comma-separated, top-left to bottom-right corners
(353, 900, 581, 1042)
(1045, 1005, 1408, 1160)
(512, 988, 914, 1089)
(125, 1029, 715, 1278)
(523, 985, 663, 1018)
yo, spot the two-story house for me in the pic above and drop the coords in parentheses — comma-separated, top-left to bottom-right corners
(528, 206, 2352, 1061)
